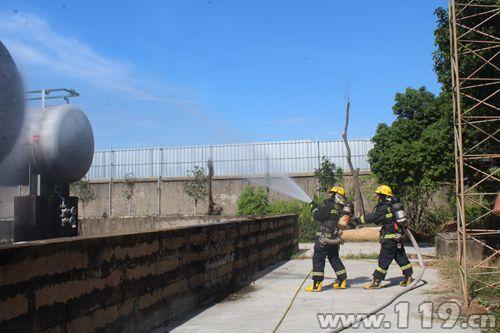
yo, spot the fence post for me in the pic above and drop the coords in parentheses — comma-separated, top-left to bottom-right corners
(150, 148, 154, 178)
(317, 140, 321, 168)
(158, 148, 163, 216)
(159, 147, 164, 177)
(209, 145, 214, 174)
(157, 176, 161, 216)
(108, 148, 114, 217)
(252, 143, 256, 175)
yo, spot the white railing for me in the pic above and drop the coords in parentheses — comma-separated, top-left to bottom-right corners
(86, 139, 373, 180)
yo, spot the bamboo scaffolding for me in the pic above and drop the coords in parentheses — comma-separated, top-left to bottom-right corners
(449, 0, 500, 307)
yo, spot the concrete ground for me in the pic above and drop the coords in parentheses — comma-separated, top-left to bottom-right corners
(167, 243, 480, 333)
(300, 241, 437, 258)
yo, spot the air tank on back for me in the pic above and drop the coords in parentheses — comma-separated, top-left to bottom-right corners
(0, 41, 24, 161)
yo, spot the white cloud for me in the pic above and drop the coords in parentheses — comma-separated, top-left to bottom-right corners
(0, 12, 249, 144)
(2, 39, 49, 65)
(0, 12, 187, 103)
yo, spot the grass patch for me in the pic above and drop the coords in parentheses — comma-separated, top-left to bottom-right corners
(435, 256, 500, 332)
(291, 249, 310, 260)
(343, 252, 379, 260)
(343, 237, 379, 243)
(290, 250, 380, 261)
(291, 253, 310, 260)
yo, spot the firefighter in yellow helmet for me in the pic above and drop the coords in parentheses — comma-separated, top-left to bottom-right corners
(353, 185, 413, 289)
(305, 186, 354, 292)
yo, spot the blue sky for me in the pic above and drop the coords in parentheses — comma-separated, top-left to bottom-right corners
(0, 0, 447, 149)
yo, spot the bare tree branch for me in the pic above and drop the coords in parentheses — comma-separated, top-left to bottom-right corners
(342, 92, 365, 216)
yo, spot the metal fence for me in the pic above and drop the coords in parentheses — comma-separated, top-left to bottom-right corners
(86, 139, 373, 180)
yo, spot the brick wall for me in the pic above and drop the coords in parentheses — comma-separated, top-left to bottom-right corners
(0, 215, 298, 332)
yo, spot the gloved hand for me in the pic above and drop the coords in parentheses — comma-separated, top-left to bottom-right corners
(319, 237, 345, 246)
(338, 215, 350, 229)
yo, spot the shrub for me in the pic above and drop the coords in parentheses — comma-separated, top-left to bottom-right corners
(184, 165, 208, 215)
(297, 204, 317, 242)
(269, 199, 318, 242)
(413, 194, 496, 235)
(236, 186, 270, 216)
(121, 172, 137, 216)
(465, 197, 498, 230)
(419, 205, 454, 235)
(314, 156, 344, 193)
(268, 199, 302, 215)
(236, 186, 323, 242)
(70, 179, 96, 216)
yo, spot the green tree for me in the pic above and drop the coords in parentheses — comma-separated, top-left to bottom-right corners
(368, 3, 500, 232)
(368, 87, 455, 232)
(236, 186, 270, 216)
(314, 156, 344, 193)
(184, 165, 208, 215)
(70, 179, 96, 216)
(121, 173, 137, 216)
(433, 3, 499, 196)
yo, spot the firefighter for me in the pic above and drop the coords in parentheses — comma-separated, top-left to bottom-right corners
(353, 185, 413, 289)
(305, 186, 354, 292)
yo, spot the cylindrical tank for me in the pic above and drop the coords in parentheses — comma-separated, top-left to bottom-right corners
(0, 41, 25, 161)
(0, 105, 95, 186)
(32, 104, 94, 184)
(0, 108, 43, 185)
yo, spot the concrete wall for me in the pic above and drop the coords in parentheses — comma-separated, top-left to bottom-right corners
(82, 175, 321, 218)
(0, 185, 26, 219)
(0, 173, 377, 219)
(0, 215, 298, 332)
(79, 215, 267, 238)
(0, 220, 12, 244)
(435, 232, 499, 260)
(79, 173, 376, 218)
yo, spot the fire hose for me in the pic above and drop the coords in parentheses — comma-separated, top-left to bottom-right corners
(272, 228, 425, 332)
(329, 227, 425, 332)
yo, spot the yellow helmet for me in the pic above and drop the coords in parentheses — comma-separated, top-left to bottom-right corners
(375, 185, 393, 197)
(329, 186, 346, 196)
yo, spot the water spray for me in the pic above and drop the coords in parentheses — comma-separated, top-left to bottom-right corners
(246, 146, 312, 203)
(251, 174, 312, 203)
